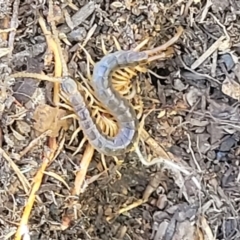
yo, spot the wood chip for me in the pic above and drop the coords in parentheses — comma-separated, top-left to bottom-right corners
(58, 2, 95, 34)
(222, 77, 240, 101)
(0, 47, 11, 58)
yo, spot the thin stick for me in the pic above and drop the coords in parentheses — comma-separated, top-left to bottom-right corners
(72, 143, 94, 195)
(191, 35, 226, 70)
(14, 144, 56, 240)
(8, 0, 19, 58)
(48, 0, 69, 77)
(38, 14, 62, 103)
(19, 130, 52, 157)
(0, 147, 30, 194)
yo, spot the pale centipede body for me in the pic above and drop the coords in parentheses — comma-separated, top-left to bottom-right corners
(61, 50, 148, 156)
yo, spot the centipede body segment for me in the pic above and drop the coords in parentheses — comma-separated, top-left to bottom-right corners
(61, 50, 148, 156)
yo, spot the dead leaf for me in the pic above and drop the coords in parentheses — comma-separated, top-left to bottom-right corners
(0, 48, 11, 58)
(173, 220, 198, 240)
(16, 120, 31, 135)
(10, 126, 26, 141)
(157, 109, 166, 118)
(32, 104, 71, 137)
(222, 77, 240, 100)
(44, 171, 70, 190)
(111, 1, 124, 8)
(185, 87, 203, 106)
(63, 9, 74, 30)
(200, 216, 215, 240)
(219, 38, 231, 51)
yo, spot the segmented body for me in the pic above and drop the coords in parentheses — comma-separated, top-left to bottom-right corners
(61, 50, 148, 156)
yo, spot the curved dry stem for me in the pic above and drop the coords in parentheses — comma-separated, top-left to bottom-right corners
(100, 153, 108, 170)
(58, 102, 74, 112)
(69, 126, 81, 145)
(61, 113, 78, 121)
(73, 136, 87, 156)
(101, 37, 110, 55)
(135, 147, 202, 190)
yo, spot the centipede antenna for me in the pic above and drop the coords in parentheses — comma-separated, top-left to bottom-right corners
(9, 72, 61, 82)
(48, 0, 69, 77)
(147, 52, 171, 62)
(144, 26, 184, 56)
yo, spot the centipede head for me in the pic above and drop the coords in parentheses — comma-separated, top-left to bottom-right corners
(127, 51, 149, 64)
(61, 76, 78, 95)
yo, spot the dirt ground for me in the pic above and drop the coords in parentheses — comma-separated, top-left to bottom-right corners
(1, 0, 240, 239)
